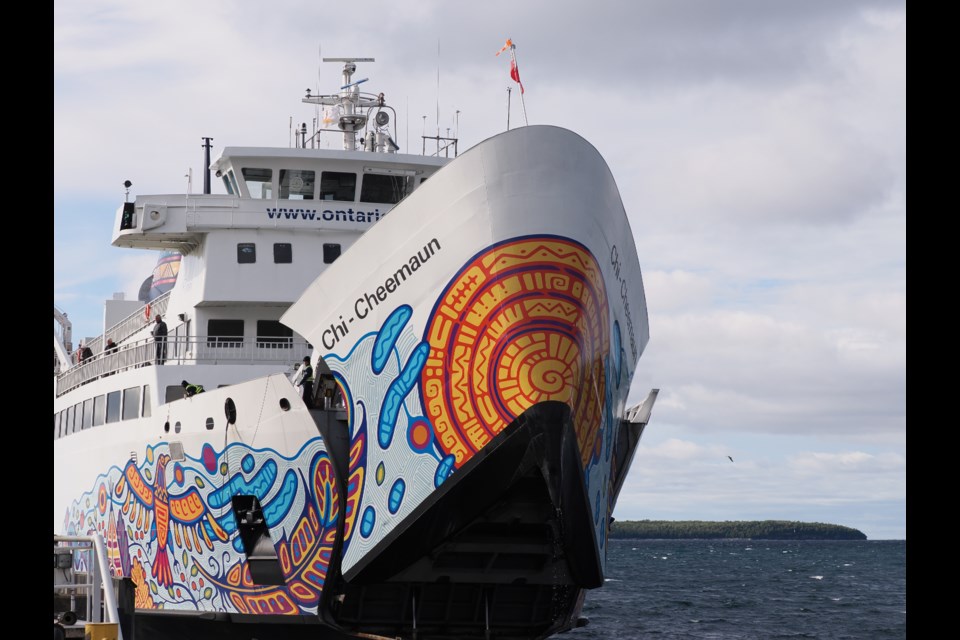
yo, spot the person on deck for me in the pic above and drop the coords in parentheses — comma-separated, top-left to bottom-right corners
(78, 343, 93, 364)
(296, 356, 315, 408)
(182, 380, 204, 397)
(152, 314, 168, 365)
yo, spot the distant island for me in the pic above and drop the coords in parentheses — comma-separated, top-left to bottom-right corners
(610, 520, 867, 540)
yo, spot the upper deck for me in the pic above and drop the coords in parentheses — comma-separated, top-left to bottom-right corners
(113, 148, 448, 251)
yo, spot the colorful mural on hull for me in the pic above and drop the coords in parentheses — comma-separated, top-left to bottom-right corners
(328, 235, 626, 573)
(62, 234, 630, 610)
(65, 439, 338, 614)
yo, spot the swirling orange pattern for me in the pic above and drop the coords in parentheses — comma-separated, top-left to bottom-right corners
(421, 237, 609, 469)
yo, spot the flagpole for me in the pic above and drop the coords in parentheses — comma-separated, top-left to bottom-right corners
(510, 45, 528, 126)
(506, 86, 512, 131)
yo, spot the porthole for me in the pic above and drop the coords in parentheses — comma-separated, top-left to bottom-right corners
(206, 417, 215, 430)
(279, 398, 291, 411)
(164, 421, 170, 433)
(175, 421, 182, 434)
(224, 398, 237, 425)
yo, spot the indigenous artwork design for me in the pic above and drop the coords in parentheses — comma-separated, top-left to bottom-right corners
(420, 236, 610, 469)
(64, 440, 337, 614)
(329, 235, 621, 572)
(62, 234, 627, 604)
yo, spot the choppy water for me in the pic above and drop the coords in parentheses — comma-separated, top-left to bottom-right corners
(566, 539, 906, 639)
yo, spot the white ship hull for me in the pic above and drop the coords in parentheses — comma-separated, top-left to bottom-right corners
(54, 123, 653, 640)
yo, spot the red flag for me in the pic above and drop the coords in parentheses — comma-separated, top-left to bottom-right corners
(510, 58, 525, 94)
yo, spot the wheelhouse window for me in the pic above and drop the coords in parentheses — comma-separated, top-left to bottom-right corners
(279, 169, 315, 200)
(256, 320, 293, 349)
(227, 170, 240, 195)
(360, 172, 413, 204)
(238, 243, 256, 263)
(208, 319, 244, 347)
(123, 386, 141, 420)
(319, 171, 356, 201)
(274, 243, 292, 263)
(241, 168, 273, 199)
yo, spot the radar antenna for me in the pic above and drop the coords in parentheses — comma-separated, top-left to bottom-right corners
(303, 58, 378, 151)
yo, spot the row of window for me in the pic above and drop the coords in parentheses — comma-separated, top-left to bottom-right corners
(236, 242, 340, 264)
(54, 385, 152, 439)
(224, 168, 414, 204)
(204, 320, 314, 349)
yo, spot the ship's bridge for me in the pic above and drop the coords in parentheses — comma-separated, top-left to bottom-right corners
(112, 147, 448, 251)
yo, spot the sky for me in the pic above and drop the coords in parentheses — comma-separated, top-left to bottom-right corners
(54, 0, 906, 540)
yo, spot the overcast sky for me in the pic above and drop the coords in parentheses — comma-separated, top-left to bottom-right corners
(54, 0, 906, 540)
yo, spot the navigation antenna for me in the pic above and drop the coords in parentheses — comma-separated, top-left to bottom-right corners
(302, 57, 376, 151)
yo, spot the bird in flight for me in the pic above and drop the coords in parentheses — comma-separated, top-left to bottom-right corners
(727, 455, 734, 463)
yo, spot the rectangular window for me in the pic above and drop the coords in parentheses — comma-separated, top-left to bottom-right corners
(323, 243, 341, 264)
(256, 320, 293, 348)
(93, 395, 105, 426)
(319, 171, 356, 201)
(123, 386, 141, 420)
(106, 391, 122, 424)
(222, 175, 235, 195)
(228, 170, 240, 195)
(241, 168, 273, 199)
(66, 405, 75, 434)
(360, 173, 413, 204)
(237, 243, 256, 264)
(208, 319, 245, 347)
(279, 169, 315, 200)
(142, 385, 152, 418)
(82, 398, 94, 430)
(166, 385, 187, 403)
(273, 243, 292, 263)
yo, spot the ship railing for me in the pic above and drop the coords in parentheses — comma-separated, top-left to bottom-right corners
(54, 534, 122, 638)
(106, 290, 171, 346)
(65, 292, 172, 366)
(55, 335, 312, 397)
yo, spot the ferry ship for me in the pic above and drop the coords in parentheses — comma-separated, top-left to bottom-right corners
(53, 56, 657, 640)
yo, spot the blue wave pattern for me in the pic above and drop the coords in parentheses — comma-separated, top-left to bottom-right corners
(324, 305, 447, 574)
(64, 438, 332, 614)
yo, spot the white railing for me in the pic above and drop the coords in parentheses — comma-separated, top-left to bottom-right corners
(54, 534, 122, 639)
(55, 335, 312, 397)
(107, 290, 172, 347)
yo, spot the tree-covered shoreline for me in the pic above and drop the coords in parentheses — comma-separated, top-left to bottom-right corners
(610, 520, 867, 540)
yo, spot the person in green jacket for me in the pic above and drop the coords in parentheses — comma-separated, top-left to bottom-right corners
(182, 380, 204, 397)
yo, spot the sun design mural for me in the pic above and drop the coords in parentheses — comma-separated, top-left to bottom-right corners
(420, 235, 611, 470)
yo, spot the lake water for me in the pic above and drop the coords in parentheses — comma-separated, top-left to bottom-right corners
(565, 539, 906, 639)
